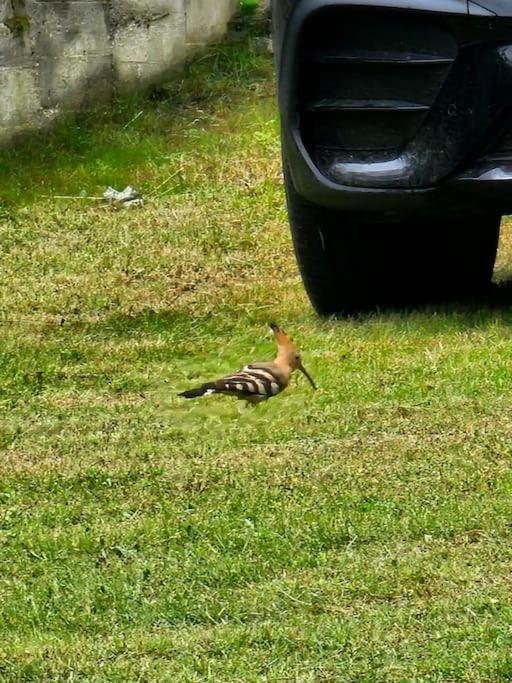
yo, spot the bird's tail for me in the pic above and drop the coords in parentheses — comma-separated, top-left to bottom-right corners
(178, 382, 216, 399)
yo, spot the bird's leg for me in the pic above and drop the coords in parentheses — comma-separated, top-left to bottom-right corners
(236, 399, 250, 414)
(238, 396, 260, 412)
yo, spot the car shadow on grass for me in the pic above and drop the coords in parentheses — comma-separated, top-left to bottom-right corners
(69, 284, 512, 345)
(336, 280, 512, 327)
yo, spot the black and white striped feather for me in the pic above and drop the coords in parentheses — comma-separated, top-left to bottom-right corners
(178, 364, 284, 403)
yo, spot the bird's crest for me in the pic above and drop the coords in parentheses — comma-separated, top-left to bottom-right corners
(269, 322, 295, 349)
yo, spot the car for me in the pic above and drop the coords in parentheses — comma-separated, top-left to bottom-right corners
(272, 0, 512, 313)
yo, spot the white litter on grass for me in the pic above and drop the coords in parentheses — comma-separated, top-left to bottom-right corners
(103, 186, 144, 209)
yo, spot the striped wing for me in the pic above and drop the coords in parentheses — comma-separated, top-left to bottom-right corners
(214, 365, 283, 401)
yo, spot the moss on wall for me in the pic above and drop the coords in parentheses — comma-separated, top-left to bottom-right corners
(4, 0, 31, 38)
(4, 15, 31, 37)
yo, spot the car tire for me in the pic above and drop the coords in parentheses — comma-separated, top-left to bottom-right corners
(284, 165, 501, 315)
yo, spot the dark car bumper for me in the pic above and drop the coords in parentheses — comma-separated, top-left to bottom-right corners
(279, 0, 512, 215)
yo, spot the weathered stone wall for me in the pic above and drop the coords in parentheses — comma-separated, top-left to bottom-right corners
(0, 0, 238, 145)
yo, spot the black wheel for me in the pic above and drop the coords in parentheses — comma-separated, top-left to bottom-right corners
(284, 167, 501, 315)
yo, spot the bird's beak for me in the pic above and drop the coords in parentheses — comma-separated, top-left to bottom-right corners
(299, 363, 317, 391)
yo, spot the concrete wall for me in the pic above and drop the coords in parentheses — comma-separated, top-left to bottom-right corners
(0, 0, 238, 146)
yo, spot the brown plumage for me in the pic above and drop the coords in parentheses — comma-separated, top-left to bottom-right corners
(178, 323, 316, 404)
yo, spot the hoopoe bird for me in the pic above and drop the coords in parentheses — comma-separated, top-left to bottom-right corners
(178, 323, 316, 404)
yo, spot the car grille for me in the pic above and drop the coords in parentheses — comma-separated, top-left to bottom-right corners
(297, 8, 459, 187)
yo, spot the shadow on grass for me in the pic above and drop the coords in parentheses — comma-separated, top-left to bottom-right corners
(332, 280, 512, 326)
(0, 41, 274, 207)
(56, 280, 512, 344)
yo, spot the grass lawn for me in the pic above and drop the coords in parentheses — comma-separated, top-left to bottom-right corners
(3, 36, 512, 682)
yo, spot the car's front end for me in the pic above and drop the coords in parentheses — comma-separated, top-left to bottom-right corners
(272, 1, 512, 313)
(277, 0, 512, 215)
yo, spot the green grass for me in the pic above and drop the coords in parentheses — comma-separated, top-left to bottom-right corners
(2, 40, 512, 681)
(240, 0, 261, 16)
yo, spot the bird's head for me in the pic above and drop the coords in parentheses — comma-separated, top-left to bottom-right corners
(270, 323, 316, 390)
